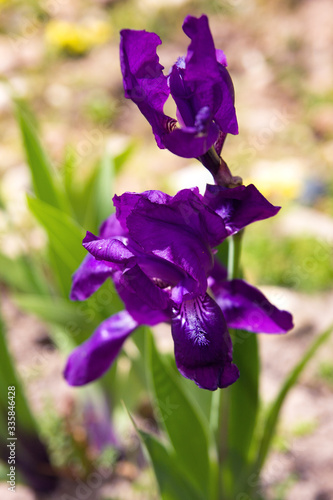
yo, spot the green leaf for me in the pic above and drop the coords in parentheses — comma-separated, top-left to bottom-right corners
(14, 275, 122, 346)
(114, 140, 135, 173)
(13, 294, 103, 345)
(174, 366, 213, 426)
(0, 310, 39, 434)
(254, 323, 333, 473)
(94, 152, 115, 225)
(27, 196, 85, 271)
(83, 152, 115, 233)
(147, 331, 211, 498)
(48, 245, 73, 298)
(15, 100, 68, 212)
(226, 330, 259, 495)
(130, 413, 204, 500)
(0, 252, 49, 295)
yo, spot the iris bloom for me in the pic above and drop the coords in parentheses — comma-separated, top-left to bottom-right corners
(120, 15, 238, 160)
(64, 184, 293, 391)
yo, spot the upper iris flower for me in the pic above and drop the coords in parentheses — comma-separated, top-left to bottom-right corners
(120, 14, 238, 159)
(64, 184, 293, 391)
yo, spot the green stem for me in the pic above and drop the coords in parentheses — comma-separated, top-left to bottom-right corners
(216, 232, 244, 499)
(227, 230, 243, 280)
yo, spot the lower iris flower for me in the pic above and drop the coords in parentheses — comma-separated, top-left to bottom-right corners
(64, 184, 293, 391)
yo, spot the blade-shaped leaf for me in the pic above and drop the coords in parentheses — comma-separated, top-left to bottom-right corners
(82, 152, 115, 234)
(27, 196, 86, 272)
(146, 331, 211, 498)
(94, 152, 115, 226)
(114, 140, 135, 173)
(129, 412, 204, 500)
(225, 330, 259, 494)
(13, 294, 103, 345)
(0, 252, 49, 295)
(48, 245, 73, 297)
(15, 100, 68, 212)
(254, 323, 333, 473)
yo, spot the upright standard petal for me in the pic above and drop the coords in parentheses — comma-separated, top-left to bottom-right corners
(64, 311, 138, 386)
(180, 15, 238, 135)
(203, 184, 280, 234)
(113, 190, 172, 230)
(120, 29, 173, 149)
(125, 194, 222, 297)
(171, 293, 239, 390)
(212, 278, 294, 334)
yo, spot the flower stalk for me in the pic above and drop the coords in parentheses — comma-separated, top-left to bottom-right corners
(199, 147, 242, 188)
(216, 230, 244, 499)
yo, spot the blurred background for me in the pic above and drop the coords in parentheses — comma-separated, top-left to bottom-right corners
(0, 0, 333, 498)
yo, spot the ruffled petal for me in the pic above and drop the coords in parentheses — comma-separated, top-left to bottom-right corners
(203, 184, 280, 235)
(64, 311, 138, 386)
(212, 278, 294, 334)
(183, 15, 221, 83)
(120, 29, 172, 149)
(70, 254, 114, 301)
(126, 196, 221, 296)
(171, 293, 239, 390)
(113, 190, 172, 230)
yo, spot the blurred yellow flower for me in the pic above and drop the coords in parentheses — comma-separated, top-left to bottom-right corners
(247, 158, 304, 202)
(45, 19, 111, 55)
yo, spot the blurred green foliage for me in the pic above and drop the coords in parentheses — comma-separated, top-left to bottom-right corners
(317, 361, 333, 389)
(243, 227, 333, 293)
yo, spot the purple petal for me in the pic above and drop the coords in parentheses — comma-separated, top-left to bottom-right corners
(162, 122, 219, 158)
(182, 15, 221, 82)
(212, 279, 294, 333)
(71, 254, 114, 301)
(64, 311, 138, 386)
(207, 258, 228, 290)
(83, 232, 134, 264)
(125, 190, 228, 295)
(120, 29, 173, 149)
(113, 265, 171, 326)
(213, 64, 238, 135)
(99, 213, 127, 239)
(126, 187, 228, 247)
(203, 184, 280, 234)
(216, 49, 227, 66)
(171, 293, 239, 390)
(113, 190, 172, 229)
(168, 61, 196, 128)
(181, 15, 238, 135)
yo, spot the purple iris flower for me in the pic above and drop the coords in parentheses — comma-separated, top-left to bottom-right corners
(64, 184, 293, 391)
(120, 14, 238, 160)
